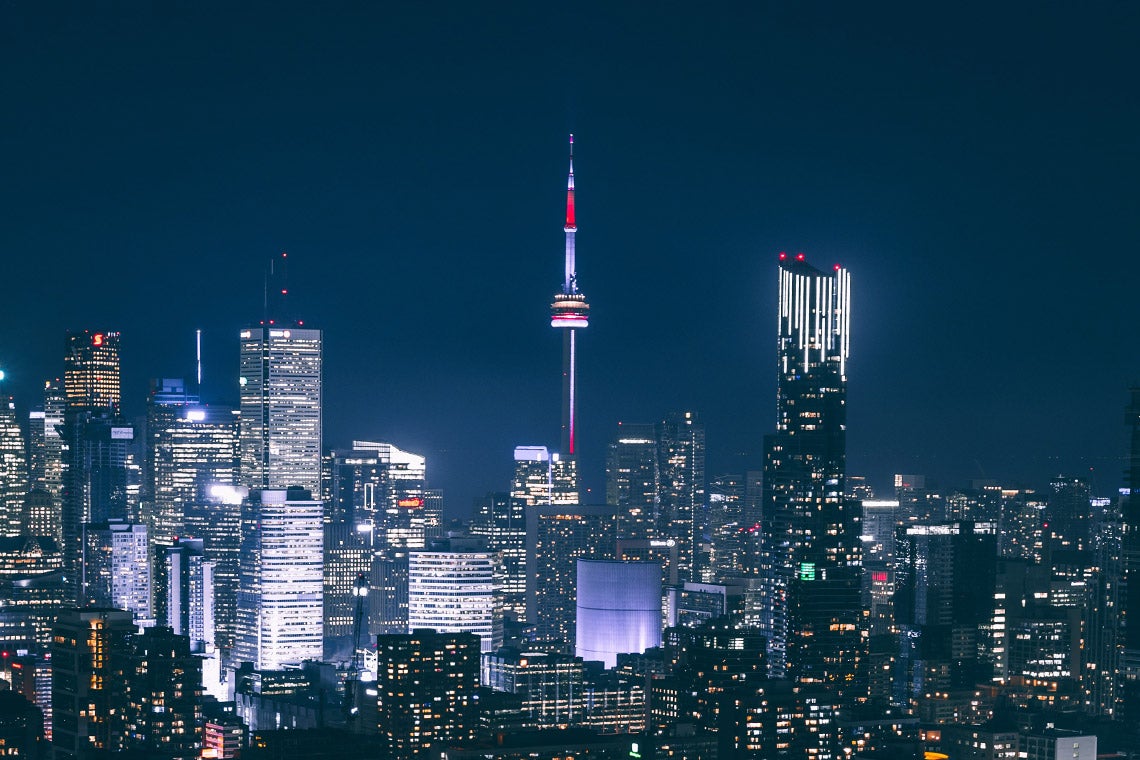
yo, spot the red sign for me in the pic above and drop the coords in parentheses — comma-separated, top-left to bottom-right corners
(397, 498, 423, 509)
(93, 333, 104, 346)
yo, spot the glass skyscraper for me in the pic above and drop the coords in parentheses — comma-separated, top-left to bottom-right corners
(238, 326, 322, 495)
(759, 254, 863, 697)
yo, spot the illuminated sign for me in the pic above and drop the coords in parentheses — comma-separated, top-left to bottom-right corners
(185, 410, 206, 422)
(92, 333, 104, 347)
(872, 571, 888, 583)
(110, 427, 134, 440)
(397, 498, 423, 509)
(799, 562, 816, 582)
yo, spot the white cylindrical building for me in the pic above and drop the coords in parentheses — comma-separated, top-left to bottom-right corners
(575, 560, 662, 668)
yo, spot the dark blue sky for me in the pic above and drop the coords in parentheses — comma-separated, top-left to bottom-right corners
(2, 3, 1138, 510)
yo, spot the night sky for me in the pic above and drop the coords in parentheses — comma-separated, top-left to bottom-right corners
(2, 3, 1138, 511)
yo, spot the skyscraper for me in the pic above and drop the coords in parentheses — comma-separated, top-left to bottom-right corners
(605, 423, 660, 541)
(27, 379, 65, 503)
(51, 607, 135, 759)
(527, 503, 616, 650)
(81, 519, 152, 622)
(375, 630, 480, 757)
(60, 330, 137, 604)
(0, 396, 28, 536)
(147, 378, 239, 546)
(1120, 387, 1140, 720)
(239, 258, 322, 495)
(63, 331, 121, 412)
(233, 487, 324, 670)
(759, 253, 862, 696)
(549, 135, 589, 503)
(470, 491, 527, 620)
(407, 535, 502, 652)
(657, 411, 706, 583)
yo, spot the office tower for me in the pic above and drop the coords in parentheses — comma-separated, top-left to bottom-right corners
(51, 607, 135, 759)
(27, 379, 65, 503)
(575, 560, 662, 668)
(707, 472, 748, 581)
(512, 446, 553, 506)
(122, 626, 203, 759)
(147, 378, 239, 545)
(511, 445, 578, 509)
(80, 519, 152, 622)
(470, 492, 527, 620)
(759, 254, 862, 695)
(375, 630, 480, 757)
(325, 441, 428, 546)
(63, 331, 121, 412)
(527, 503, 616, 650)
(0, 397, 28, 536)
(893, 521, 997, 707)
(605, 423, 659, 540)
(323, 521, 371, 650)
(0, 536, 64, 652)
(408, 535, 503, 652)
(239, 273, 322, 494)
(371, 547, 411, 636)
(549, 135, 589, 506)
(656, 412, 706, 583)
(233, 487, 323, 670)
(1121, 387, 1140, 720)
(1083, 496, 1121, 717)
(183, 488, 243, 658)
(154, 537, 215, 650)
(60, 330, 136, 604)
(1045, 474, 1092, 552)
(860, 499, 901, 638)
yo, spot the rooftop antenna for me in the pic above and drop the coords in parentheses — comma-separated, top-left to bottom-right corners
(195, 329, 202, 388)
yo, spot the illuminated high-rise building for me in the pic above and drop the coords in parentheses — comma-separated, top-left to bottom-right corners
(28, 379, 65, 500)
(605, 423, 660, 540)
(51, 607, 135, 759)
(549, 135, 589, 504)
(1121, 388, 1140, 720)
(0, 396, 28, 536)
(408, 535, 502, 652)
(759, 253, 862, 696)
(147, 378, 239, 546)
(81, 519, 152, 623)
(527, 503, 616, 650)
(325, 440, 429, 547)
(471, 492, 527, 620)
(512, 445, 577, 509)
(657, 411, 706, 583)
(63, 330, 121, 412)
(0, 535, 64, 653)
(233, 487, 323, 670)
(375, 630, 480, 757)
(184, 486, 243, 659)
(60, 330, 138, 604)
(239, 258, 321, 495)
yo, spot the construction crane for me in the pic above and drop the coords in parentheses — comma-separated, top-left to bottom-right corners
(342, 571, 369, 723)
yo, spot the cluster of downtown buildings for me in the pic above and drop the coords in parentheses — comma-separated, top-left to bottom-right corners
(0, 146, 1135, 760)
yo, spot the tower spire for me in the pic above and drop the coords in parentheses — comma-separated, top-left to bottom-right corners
(565, 134, 575, 232)
(551, 135, 589, 467)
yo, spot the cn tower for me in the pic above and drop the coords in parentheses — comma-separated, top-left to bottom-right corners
(550, 134, 589, 472)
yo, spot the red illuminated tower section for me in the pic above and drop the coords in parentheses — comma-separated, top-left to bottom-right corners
(550, 135, 589, 496)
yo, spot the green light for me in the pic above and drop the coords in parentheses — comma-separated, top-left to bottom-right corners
(799, 562, 816, 581)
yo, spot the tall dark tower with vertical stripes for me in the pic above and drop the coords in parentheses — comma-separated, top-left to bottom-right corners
(759, 253, 864, 699)
(550, 135, 589, 500)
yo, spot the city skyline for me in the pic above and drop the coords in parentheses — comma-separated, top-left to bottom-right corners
(1, 4, 1137, 510)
